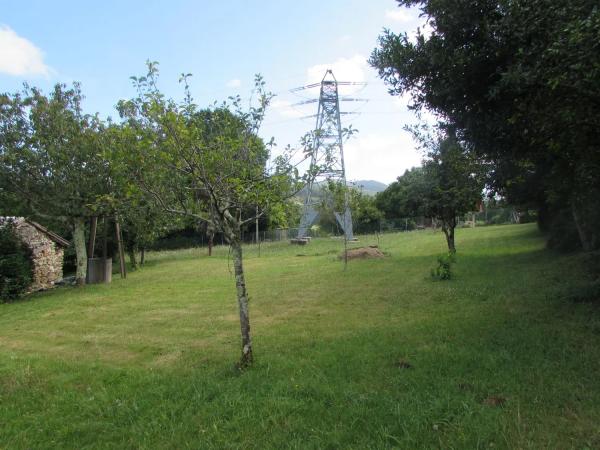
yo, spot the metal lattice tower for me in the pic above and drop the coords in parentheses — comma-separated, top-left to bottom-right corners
(296, 70, 356, 240)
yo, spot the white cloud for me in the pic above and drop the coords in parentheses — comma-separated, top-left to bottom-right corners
(0, 25, 51, 76)
(226, 78, 241, 88)
(385, 9, 415, 23)
(306, 54, 368, 95)
(344, 132, 422, 183)
(270, 99, 304, 119)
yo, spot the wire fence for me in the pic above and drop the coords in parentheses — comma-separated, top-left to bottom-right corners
(259, 208, 532, 242)
(150, 207, 533, 250)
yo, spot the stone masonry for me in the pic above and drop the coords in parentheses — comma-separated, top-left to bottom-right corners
(3, 218, 69, 292)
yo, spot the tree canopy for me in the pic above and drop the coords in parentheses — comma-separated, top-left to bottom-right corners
(0, 83, 111, 284)
(377, 128, 484, 252)
(370, 0, 600, 250)
(375, 167, 428, 219)
(420, 132, 484, 253)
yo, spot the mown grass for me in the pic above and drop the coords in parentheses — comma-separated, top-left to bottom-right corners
(1, 224, 599, 449)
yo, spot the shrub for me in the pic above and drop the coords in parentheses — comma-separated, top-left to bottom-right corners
(431, 253, 454, 281)
(0, 221, 33, 302)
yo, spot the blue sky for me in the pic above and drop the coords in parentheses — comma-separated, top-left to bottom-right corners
(1, 0, 432, 183)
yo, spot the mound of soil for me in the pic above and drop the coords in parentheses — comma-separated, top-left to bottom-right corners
(341, 245, 385, 260)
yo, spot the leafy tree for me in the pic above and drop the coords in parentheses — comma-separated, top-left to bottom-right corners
(100, 123, 178, 268)
(420, 131, 484, 253)
(370, 0, 600, 251)
(120, 199, 174, 269)
(376, 128, 484, 252)
(117, 63, 298, 368)
(266, 198, 302, 230)
(0, 84, 111, 284)
(316, 181, 383, 235)
(352, 190, 384, 234)
(375, 167, 428, 219)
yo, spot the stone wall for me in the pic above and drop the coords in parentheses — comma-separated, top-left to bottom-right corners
(13, 219, 64, 291)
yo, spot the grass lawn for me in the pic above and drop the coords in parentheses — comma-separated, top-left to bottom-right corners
(1, 224, 599, 449)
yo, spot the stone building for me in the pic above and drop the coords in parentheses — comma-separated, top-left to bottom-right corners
(1, 218, 70, 291)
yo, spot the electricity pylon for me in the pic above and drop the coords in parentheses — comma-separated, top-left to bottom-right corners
(295, 70, 362, 240)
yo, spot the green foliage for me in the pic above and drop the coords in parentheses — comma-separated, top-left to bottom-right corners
(352, 192, 384, 234)
(375, 167, 428, 219)
(0, 83, 114, 283)
(370, 0, 600, 251)
(378, 128, 484, 252)
(421, 131, 484, 222)
(0, 222, 33, 301)
(116, 63, 298, 245)
(0, 84, 111, 220)
(266, 198, 302, 229)
(316, 181, 384, 234)
(117, 63, 309, 366)
(431, 252, 454, 281)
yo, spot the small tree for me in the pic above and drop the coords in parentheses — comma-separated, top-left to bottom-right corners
(118, 63, 299, 368)
(420, 130, 485, 253)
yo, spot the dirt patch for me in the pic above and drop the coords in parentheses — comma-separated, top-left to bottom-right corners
(341, 246, 385, 260)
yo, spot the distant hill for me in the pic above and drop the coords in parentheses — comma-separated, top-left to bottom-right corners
(351, 180, 388, 196)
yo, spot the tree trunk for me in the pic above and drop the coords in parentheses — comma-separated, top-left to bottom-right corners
(230, 239, 253, 368)
(208, 233, 214, 256)
(114, 217, 126, 279)
(73, 217, 88, 286)
(570, 196, 600, 252)
(140, 248, 145, 266)
(128, 248, 138, 270)
(88, 216, 98, 257)
(442, 219, 456, 254)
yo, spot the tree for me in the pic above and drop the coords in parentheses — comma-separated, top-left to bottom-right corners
(120, 199, 173, 269)
(352, 190, 384, 234)
(0, 84, 110, 284)
(101, 123, 178, 268)
(117, 63, 298, 368)
(318, 181, 383, 235)
(375, 167, 428, 219)
(376, 128, 484, 252)
(370, 0, 600, 251)
(420, 131, 484, 253)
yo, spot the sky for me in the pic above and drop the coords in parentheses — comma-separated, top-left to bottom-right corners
(0, 0, 432, 184)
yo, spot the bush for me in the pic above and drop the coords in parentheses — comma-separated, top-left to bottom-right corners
(0, 221, 33, 301)
(431, 253, 454, 280)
